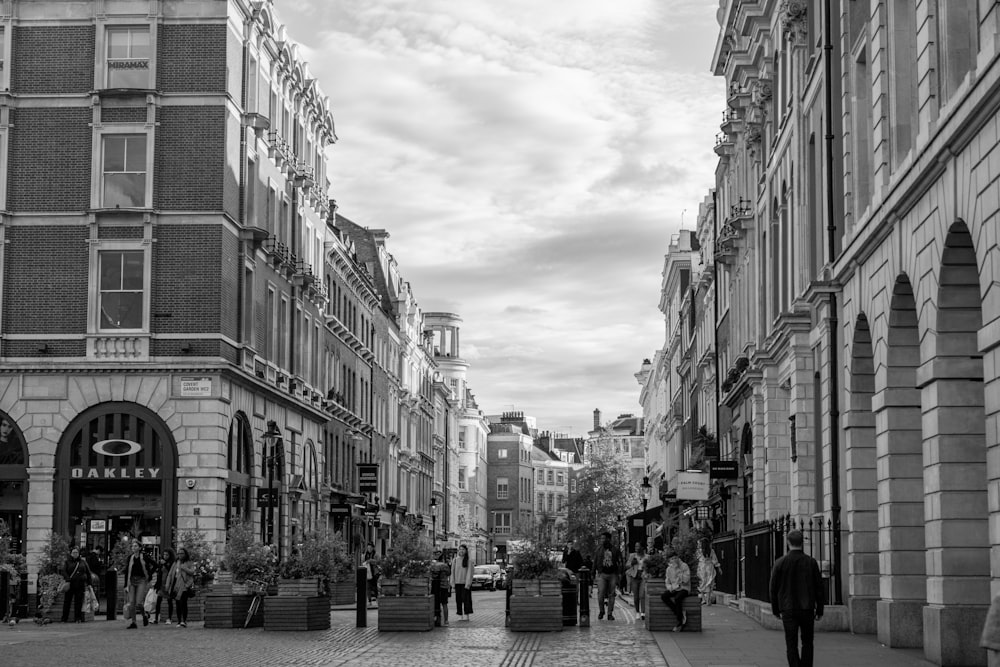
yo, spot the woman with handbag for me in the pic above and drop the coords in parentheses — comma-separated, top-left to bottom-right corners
(165, 547, 196, 628)
(152, 549, 176, 624)
(123, 540, 155, 629)
(60, 546, 93, 623)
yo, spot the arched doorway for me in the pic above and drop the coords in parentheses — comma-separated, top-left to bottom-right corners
(0, 412, 27, 553)
(55, 402, 178, 559)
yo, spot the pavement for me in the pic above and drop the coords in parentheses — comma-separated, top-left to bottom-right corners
(0, 590, 937, 666)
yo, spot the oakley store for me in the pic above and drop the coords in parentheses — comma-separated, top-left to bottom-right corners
(54, 402, 178, 559)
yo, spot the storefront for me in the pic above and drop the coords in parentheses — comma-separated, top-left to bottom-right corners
(53, 402, 177, 560)
(0, 411, 27, 552)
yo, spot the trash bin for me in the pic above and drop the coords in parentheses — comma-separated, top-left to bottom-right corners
(560, 569, 578, 626)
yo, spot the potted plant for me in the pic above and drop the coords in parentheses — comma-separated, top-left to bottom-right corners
(508, 541, 562, 632)
(376, 523, 434, 632)
(644, 533, 705, 632)
(34, 532, 71, 623)
(204, 522, 274, 629)
(264, 532, 339, 631)
(0, 522, 26, 623)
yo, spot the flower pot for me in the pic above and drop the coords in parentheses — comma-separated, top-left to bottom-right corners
(263, 595, 330, 631)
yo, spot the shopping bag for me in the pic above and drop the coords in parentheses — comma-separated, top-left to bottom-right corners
(84, 586, 98, 614)
(143, 588, 157, 614)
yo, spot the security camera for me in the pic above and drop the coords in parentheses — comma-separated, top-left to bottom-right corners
(185, 479, 196, 489)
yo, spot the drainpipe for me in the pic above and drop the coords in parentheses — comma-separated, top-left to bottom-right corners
(712, 189, 724, 523)
(823, 0, 843, 605)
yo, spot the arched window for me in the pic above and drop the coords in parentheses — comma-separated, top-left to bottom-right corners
(0, 412, 27, 553)
(225, 412, 254, 530)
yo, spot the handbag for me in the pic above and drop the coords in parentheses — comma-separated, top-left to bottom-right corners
(58, 581, 70, 594)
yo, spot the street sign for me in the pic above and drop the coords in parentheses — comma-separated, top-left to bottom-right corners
(709, 460, 739, 479)
(357, 463, 379, 494)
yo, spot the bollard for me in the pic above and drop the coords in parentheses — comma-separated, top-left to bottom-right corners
(105, 569, 117, 621)
(356, 567, 367, 628)
(578, 566, 590, 627)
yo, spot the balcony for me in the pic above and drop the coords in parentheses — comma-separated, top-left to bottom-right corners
(267, 132, 290, 168)
(728, 198, 753, 231)
(88, 334, 149, 361)
(292, 162, 315, 190)
(714, 133, 734, 158)
(727, 83, 750, 110)
(292, 259, 316, 288)
(720, 109, 740, 138)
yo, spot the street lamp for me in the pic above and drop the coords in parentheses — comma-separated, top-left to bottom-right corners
(262, 420, 282, 555)
(641, 476, 652, 514)
(430, 497, 438, 548)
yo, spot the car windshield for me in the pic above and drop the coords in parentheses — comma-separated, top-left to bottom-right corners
(474, 567, 491, 575)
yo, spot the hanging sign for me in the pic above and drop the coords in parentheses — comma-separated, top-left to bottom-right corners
(709, 460, 739, 479)
(676, 471, 710, 500)
(357, 463, 379, 494)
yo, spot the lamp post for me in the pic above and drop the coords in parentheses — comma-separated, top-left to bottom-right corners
(262, 420, 281, 553)
(640, 475, 652, 550)
(430, 497, 438, 548)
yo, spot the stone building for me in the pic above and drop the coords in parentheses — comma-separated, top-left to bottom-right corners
(707, 1, 1000, 664)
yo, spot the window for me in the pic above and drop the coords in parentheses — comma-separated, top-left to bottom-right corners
(496, 477, 509, 500)
(495, 512, 511, 534)
(570, 479, 577, 493)
(547, 494, 553, 512)
(106, 26, 150, 88)
(497, 448, 508, 459)
(458, 466, 466, 490)
(102, 135, 147, 208)
(537, 493, 544, 512)
(99, 250, 144, 329)
(556, 472, 564, 486)
(546, 470, 554, 485)
(537, 470, 544, 484)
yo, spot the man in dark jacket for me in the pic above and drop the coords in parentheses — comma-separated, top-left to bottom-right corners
(768, 530, 824, 667)
(592, 532, 623, 621)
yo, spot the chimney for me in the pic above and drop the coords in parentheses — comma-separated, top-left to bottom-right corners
(593, 409, 601, 431)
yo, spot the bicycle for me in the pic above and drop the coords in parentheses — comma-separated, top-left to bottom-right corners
(243, 577, 268, 629)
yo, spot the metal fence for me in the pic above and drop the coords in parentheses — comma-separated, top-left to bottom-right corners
(712, 514, 843, 605)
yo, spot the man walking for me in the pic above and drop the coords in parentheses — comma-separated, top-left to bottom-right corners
(592, 532, 622, 620)
(769, 530, 824, 667)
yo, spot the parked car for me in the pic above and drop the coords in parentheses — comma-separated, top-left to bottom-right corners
(472, 564, 502, 590)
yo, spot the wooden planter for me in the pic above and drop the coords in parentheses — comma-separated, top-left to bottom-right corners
(203, 593, 263, 629)
(329, 580, 355, 606)
(379, 578, 401, 597)
(511, 578, 561, 597)
(401, 577, 430, 596)
(263, 595, 330, 631)
(377, 594, 434, 632)
(510, 595, 563, 632)
(277, 577, 323, 596)
(645, 581, 702, 632)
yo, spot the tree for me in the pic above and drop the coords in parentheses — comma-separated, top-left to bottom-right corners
(567, 447, 639, 557)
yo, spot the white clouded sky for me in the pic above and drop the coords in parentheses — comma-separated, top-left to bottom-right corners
(278, 0, 724, 436)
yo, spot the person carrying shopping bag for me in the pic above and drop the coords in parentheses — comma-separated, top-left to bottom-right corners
(122, 540, 155, 629)
(60, 546, 93, 623)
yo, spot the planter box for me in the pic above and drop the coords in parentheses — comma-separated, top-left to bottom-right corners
(263, 595, 330, 631)
(377, 594, 434, 632)
(329, 580, 355, 606)
(401, 577, 430, 596)
(511, 578, 561, 597)
(277, 577, 323, 596)
(645, 581, 702, 632)
(379, 578, 400, 597)
(203, 593, 262, 629)
(509, 595, 563, 632)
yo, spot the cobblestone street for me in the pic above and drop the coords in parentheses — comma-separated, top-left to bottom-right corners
(0, 591, 665, 667)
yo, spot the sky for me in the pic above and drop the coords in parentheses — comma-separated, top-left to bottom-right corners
(276, 0, 725, 437)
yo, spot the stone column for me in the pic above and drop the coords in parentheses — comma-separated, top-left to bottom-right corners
(25, 467, 56, 578)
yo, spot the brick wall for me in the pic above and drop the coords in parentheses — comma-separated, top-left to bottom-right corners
(154, 106, 226, 210)
(3, 226, 88, 336)
(98, 226, 143, 239)
(7, 108, 92, 212)
(219, 228, 239, 341)
(151, 226, 221, 334)
(11, 26, 95, 94)
(4, 340, 85, 357)
(157, 24, 227, 93)
(101, 107, 146, 125)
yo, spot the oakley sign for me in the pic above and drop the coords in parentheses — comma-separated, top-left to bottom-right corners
(92, 439, 143, 457)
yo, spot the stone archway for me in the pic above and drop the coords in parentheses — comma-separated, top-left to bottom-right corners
(846, 314, 878, 634)
(876, 275, 925, 648)
(920, 221, 989, 665)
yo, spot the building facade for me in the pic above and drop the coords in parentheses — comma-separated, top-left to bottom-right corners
(705, 1, 1000, 665)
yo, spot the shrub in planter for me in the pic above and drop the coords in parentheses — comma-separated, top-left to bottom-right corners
(377, 523, 432, 582)
(376, 524, 433, 632)
(35, 532, 73, 621)
(224, 522, 277, 587)
(508, 542, 561, 632)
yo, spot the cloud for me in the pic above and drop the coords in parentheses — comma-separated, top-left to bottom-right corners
(280, 0, 722, 435)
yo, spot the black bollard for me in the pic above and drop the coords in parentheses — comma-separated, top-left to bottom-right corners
(105, 569, 117, 621)
(578, 567, 590, 627)
(356, 567, 367, 627)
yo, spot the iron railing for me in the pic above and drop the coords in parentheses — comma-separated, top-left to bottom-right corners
(712, 530, 739, 595)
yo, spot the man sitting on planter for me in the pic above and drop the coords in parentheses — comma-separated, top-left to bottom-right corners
(592, 532, 623, 621)
(660, 551, 691, 632)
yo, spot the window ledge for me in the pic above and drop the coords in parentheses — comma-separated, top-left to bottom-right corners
(89, 206, 154, 216)
(94, 88, 157, 99)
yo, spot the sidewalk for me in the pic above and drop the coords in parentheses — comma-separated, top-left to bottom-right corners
(651, 602, 936, 667)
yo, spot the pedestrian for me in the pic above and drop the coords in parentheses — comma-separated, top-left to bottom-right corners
(769, 530, 824, 667)
(697, 537, 721, 605)
(626, 542, 646, 617)
(362, 543, 379, 604)
(152, 548, 176, 624)
(60, 546, 93, 623)
(562, 541, 583, 573)
(450, 544, 474, 621)
(592, 531, 623, 620)
(660, 551, 690, 632)
(123, 540, 154, 629)
(166, 547, 196, 628)
(430, 547, 450, 626)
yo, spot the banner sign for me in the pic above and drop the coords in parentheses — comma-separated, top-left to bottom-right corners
(329, 503, 351, 516)
(709, 460, 739, 479)
(676, 471, 710, 500)
(256, 488, 279, 508)
(357, 463, 379, 494)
